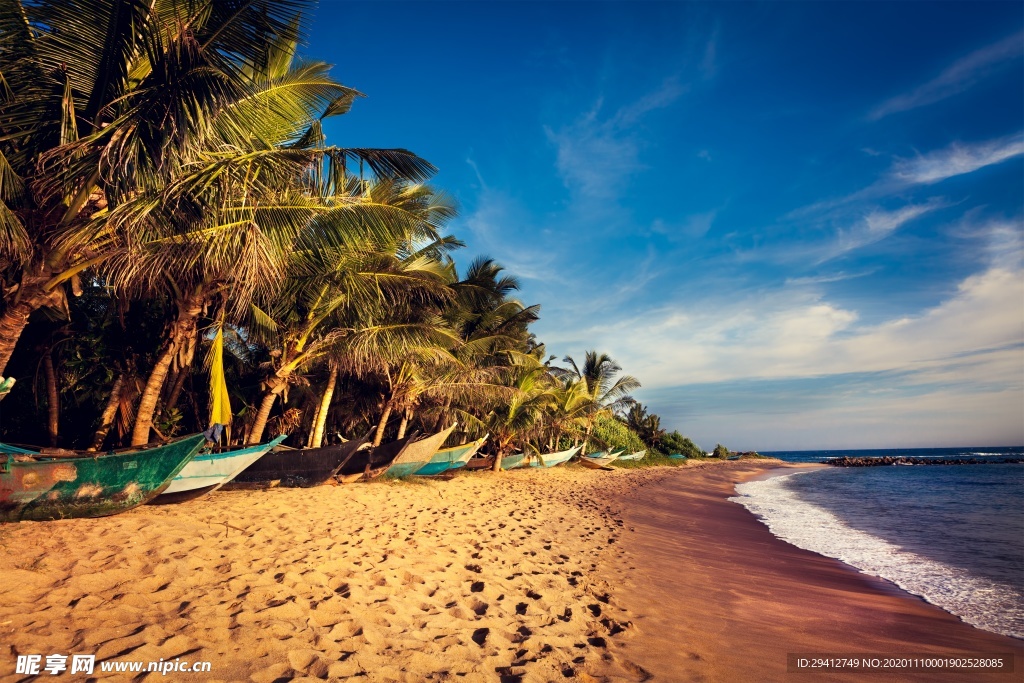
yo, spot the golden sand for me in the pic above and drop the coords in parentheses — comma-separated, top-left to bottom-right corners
(1, 461, 1020, 682)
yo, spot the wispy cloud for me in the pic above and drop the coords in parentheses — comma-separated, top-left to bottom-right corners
(651, 209, 717, 241)
(789, 134, 1023, 220)
(544, 78, 685, 205)
(891, 133, 1024, 185)
(821, 201, 943, 262)
(869, 31, 1024, 120)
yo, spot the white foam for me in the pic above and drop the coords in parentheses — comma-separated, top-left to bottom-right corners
(730, 472, 1024, 639)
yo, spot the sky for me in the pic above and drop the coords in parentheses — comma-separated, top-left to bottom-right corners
(305, 1, 1024, 451)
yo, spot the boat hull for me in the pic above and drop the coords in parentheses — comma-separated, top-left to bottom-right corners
(224, 435, 369, 488)
(415, 436, 487, 476)
(153, 435, 288, 503)
(528, 446, 580, 468)
(337, 434, 415, 483)
(580, 455, 618, 470)
(0, 434, 206, 522)
(616, 450, 646, 462)
(384, 425, 457, 478)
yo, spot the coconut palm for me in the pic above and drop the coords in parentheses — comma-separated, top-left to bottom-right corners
(0, 0, 305, 375)
(555, 350, 640, 414)
(242, 180, 460, 445)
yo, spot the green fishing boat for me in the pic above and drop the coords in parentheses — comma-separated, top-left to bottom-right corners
(0, 433, 206, 522)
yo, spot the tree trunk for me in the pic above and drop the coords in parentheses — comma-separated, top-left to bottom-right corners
(0, 269, 58, 376)
(491, 445, 504, 472)
(305, 400, 321, 448)
(131, 294, 204, 446)
(247, 381, 285, 445)
(161, 325, 198, 419)
(310, 368, 337, 449)
(89, 375, 123, 451)
(373, 402, 393, 447)
(396, 407, 411, 440)
(42, 350, 59, 447)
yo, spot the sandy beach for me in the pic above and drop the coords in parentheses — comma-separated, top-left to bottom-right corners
(1, 462, 1020, 682)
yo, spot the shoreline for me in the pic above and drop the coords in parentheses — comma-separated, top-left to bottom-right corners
(607, 461, 1024, 682)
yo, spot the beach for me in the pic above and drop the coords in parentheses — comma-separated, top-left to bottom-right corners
(1, 462, 1021, 681)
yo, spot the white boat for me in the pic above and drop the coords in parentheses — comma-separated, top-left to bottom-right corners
(154, 434, 287, 502)
(616, 449, 646, 461)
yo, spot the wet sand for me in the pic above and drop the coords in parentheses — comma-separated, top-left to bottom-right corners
(0, 461, 1019, 682)
(607, 461, 1024, 682)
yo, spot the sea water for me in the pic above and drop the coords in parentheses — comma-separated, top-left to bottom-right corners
(730, 447, 1024, 639)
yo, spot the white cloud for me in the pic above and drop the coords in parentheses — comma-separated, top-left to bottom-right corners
(562, 262, 1024, 394)
(869, 31, 1024, 120)
(544, 79, 685, 205)
(892, 134, 1024, 185)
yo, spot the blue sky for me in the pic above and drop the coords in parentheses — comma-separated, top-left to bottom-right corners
(306, 1, 1023, 450)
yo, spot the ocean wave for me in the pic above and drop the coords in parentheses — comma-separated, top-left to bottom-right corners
(730, 472, 1024, 639)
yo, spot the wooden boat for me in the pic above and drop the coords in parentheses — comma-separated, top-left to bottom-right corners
(383, 425, 457, 478)
(336, 433, 417, 483)
(668, 453, 687, 460)
(223, 432, 371, 488)
(463, 455, 495, 471)
(414, 435, 488, 476)
(0, 433, 206, 522)
(616, 449, 647, 462)
(152, 434, 288, 504)
(580, 453, 619, 470)
(527, 445, 580, 468)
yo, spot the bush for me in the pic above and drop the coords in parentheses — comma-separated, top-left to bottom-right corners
(590, 413, 646, 454)
(660, 430, 704, 458)
(712, 443, 730, 459)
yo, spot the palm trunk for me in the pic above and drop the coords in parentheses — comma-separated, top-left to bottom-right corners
(396, 407, 411, 440)
(373, 402, 393, 447)
(491, 444, 505, 472)
(89, 375, 123, 451)
(131, 294, 204, 446)
(305, 400, 320, 448)
(43, 350, 59, 446)
(247, 382, 285, 445)
(310, 368, 337, 449)
(0, 269, 56, 376)
(161, 325, 197, 419)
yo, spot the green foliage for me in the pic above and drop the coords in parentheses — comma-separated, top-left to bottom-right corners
(712, 443, 731, 459)
(660, 430, 704, 458)
(590, 413, 645, 454)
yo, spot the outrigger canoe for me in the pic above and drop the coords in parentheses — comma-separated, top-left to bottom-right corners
(224, 432, 371, 488)
(0, 433, 206, 522)
(616, 449, 646, 461)
(384, 425, 458, 478)
(527, 445, 581, 468)
(152, 435, 288, 503)
(415, 435, 488, 476)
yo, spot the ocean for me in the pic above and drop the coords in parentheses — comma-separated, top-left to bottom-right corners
(730, 447, 1024, 639)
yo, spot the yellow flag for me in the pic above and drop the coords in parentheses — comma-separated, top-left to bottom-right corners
(207, 326, 233, 427)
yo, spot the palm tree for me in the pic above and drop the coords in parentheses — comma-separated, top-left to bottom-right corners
(0, 0, 310, 376)
(475, 356, 555, 471)
(552, 351, 640, 452)
(242, 181, 460, 445)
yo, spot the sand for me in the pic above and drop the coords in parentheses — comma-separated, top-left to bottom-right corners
(0, 461, 1020, 682)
